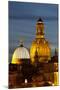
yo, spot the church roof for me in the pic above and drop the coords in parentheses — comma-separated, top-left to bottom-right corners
(11, 44, 30, 64)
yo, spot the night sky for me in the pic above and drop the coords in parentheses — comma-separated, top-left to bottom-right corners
(9, 1, 58, 63)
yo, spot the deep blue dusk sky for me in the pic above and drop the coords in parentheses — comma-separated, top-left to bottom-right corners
(9, 1, 58, 62)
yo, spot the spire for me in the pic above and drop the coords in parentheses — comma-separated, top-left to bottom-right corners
(35, 49, 38, 58)
(34, 49, 40, 66)
(55, 48, 58, 56)
(20, 39, 24, 47)
(36, 18, 44, 39)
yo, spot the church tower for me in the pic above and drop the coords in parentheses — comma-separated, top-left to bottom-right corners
(30, 18, 51, 64)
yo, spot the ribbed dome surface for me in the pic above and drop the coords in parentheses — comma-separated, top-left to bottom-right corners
(11, 46, 30, 64)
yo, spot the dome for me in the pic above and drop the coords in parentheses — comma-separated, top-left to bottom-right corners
(30, 38, 51, 63)
(30, 18, 51, 64)
(11, 44, 30, 64)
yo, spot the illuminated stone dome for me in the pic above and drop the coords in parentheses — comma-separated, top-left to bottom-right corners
(30, 18, 51, 64)
(11, 43, 30, 64)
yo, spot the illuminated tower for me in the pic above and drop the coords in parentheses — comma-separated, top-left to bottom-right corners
(30, 18, 51, 64)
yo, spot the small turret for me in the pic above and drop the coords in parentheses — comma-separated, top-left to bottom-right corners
(36, 18, 44, 39)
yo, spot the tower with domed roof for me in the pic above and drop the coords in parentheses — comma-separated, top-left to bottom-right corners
(30, 18, 51, 64)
